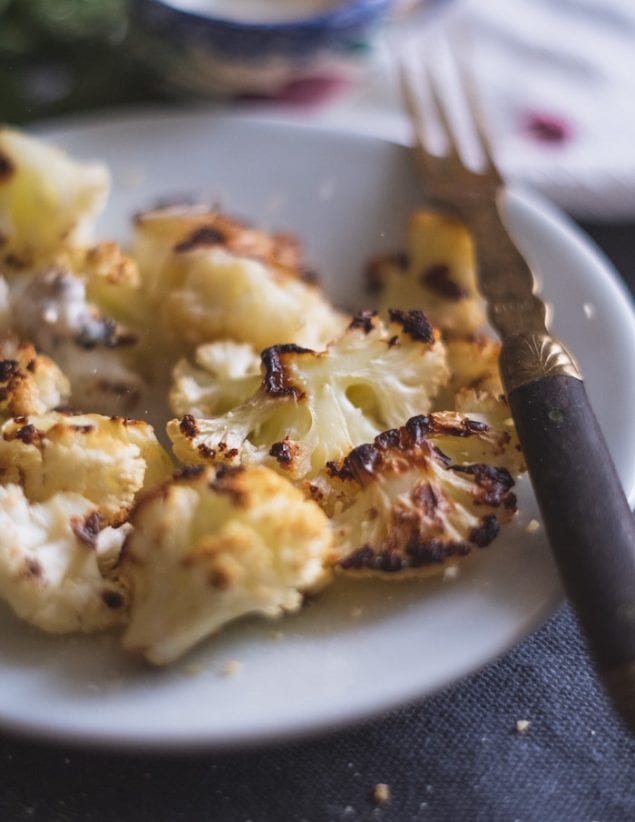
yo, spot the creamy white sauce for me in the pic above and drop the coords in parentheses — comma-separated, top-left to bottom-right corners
(166, 0, 343, 23)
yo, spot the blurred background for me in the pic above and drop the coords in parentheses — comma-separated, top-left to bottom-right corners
(0, 0, 155, 123)
(0, 0, 435, 123)
(2, 0, 634, 221)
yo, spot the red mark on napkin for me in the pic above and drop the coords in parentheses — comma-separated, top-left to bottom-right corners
(524, 112, 573, 144)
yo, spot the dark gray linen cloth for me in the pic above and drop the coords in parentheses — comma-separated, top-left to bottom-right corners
(1, 604, 634, 822)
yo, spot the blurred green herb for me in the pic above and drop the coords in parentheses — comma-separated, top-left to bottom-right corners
(0, 0, 160, 123)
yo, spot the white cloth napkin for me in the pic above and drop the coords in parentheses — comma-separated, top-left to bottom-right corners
(306, 0, 635, 220)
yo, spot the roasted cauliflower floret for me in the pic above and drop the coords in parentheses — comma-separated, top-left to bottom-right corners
(168, 310, 449, 481)
(131, 203, 304, 297)
(130, 203, 346, 351)
(0, 333, 70, 418)
(164, 246, 347, 351)
(75, 240, 149, 332)
(169, 340, 262, 418)
(0, 127, 109, 271)
(445, 335, 503, 396)
(368, 211, 486, 335)
(433, 334, 504, 411)
(322, 413, 521, 578)
(434, 335, 523, 463)
(0, 412, 173, 524)
(453, 389, 522, 460)
(120, 464, 333, 665)
(10, 268, 147, 415)
(0, 484, 129, 633)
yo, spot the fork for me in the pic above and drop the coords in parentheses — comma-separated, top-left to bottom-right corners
(400, 44, 635, 733)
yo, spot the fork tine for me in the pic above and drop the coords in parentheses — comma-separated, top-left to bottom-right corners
(398, 59, 436, 168)
(398, 60, 425, 149)
(451, 42, 503, 182)
(400, 49, 463, 174)
(423, 60, 462, 162)
(400, 29, 503, 183)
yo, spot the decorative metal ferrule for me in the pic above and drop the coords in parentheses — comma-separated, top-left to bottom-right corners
(500, 332, 583, 394)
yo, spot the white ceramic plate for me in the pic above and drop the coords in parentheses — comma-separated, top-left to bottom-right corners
(3, 112, 635, 751)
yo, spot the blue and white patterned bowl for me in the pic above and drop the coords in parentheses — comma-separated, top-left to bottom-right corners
(129, 0, 394, 100)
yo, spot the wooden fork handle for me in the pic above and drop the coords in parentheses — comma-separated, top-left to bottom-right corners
(507, 372, 635, 732)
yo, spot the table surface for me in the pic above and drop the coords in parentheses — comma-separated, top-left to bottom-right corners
(1, 599, 634, 822)
(0, 206, 633, 820)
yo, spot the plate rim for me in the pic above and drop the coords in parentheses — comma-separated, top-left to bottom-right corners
(2, 109, 633, 751)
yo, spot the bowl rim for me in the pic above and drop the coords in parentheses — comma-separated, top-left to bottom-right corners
(137, 0, 392, 32)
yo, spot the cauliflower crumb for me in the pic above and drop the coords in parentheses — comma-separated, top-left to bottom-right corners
(120, 464, 333, 665)
(443, 564, 460, 580)
(373, 783, 391, 805)
(515, 719, 531, 733)
(220, 659, 243, 678)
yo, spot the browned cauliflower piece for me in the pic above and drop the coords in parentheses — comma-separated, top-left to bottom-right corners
(169, 340, 262, 418)
(320, 413, 522, 579)
(433, 334, 504, 410)
(168, 310, 449, 481)
(433, 335, 523, 464)
(74, 240, 149, 333)
(0, 332, 70, 418)
(120, 464, 333, 665)
(10, 267, 148, 415)
(0, 127, 109, 272)
(132, 203, 304, 296)
(368, 211, 486, 336)
(0, 412, 173, 525)
(164, 247, 347, 351)
(0, 483, 129, 633)
(445, 335, 503, 396)
(130, 204, 347, 351)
